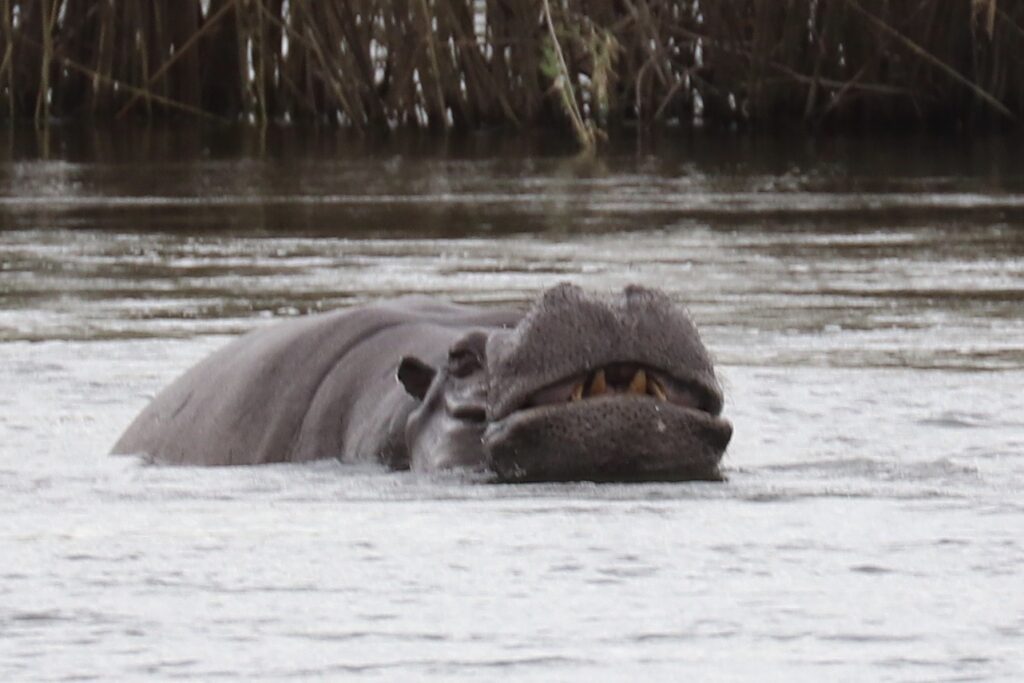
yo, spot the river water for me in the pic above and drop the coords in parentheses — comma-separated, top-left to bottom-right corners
(1, 125, 1022, 681)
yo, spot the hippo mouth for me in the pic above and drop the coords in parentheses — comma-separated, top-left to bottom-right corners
(482, 362, 733, 482)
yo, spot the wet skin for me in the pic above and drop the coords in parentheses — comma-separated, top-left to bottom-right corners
(112, 284, 732, 482)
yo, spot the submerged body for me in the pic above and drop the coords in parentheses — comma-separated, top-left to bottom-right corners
(113, 284, 732, 481)
(112, 299, 518, 469)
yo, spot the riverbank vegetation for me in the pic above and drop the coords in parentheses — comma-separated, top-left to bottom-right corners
(2, 1, 1021, 146)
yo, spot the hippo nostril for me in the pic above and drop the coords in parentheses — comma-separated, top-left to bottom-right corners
(706, 419, 734, 451)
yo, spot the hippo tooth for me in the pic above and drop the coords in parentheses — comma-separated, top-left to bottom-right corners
(589, 369, 607, 396)
(570, 382, 584, 402)
(649, 377, 667, 401)
(628, 369, 647, 395)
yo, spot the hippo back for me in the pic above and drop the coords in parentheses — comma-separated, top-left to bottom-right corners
(112, 298, 519, 466)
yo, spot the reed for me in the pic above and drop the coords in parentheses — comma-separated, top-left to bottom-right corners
(1, 0, 1021, 141)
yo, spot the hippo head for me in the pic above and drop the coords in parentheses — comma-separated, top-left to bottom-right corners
(398, 283, 733, 482)
(397, 329, 492, 472)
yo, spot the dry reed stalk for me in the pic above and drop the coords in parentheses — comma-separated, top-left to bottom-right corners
(0, 0, 1020, 137)
(541, 0, 594, 148)
(972, 0, 997, 37)
(844, 0, 1016, 122)
(34, 0, 56, 126)
(1, 0, 13, 119)
(53, 48, 229, 121)
(115, 0, 236, 118)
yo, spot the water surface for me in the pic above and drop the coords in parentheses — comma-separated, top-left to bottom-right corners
(1, 125, 1022, 681)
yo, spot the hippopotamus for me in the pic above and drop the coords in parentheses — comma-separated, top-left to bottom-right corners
(112, 283, 732, 482)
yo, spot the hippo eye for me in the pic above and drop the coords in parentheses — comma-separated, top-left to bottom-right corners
(448, 349, 481, 378)
(451, 405, 486, 423)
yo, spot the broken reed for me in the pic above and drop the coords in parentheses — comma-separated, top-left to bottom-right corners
(1, 0, 1021, 145)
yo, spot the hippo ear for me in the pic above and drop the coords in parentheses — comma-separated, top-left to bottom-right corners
(397, 356, 437, 401)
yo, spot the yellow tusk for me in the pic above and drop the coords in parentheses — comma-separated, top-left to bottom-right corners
(628, 369, 647, 395)
(649, 377, 667, 400)
(570, 382, 584, 402)
(589, 369, 607, 396)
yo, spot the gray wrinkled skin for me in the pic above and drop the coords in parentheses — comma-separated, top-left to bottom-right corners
(486, 284, 721, 419)
(113, 284, 732, 481)
(482, 284, 731, 481)
(112, 299, 518, 468)
(482, 397, 731, 482)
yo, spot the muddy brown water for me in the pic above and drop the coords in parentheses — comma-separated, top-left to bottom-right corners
(1, 125, 1022, 680)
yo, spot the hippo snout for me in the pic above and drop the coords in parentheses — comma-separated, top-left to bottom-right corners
(483, 395, 732, 482)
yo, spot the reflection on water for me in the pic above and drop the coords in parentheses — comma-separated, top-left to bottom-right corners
(1, 124, 1023, 680)
(2, 125, 1022, 370)
(3, 124, 1023, 235)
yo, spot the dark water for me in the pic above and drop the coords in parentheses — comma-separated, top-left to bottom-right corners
(1, 125, 1023, 681)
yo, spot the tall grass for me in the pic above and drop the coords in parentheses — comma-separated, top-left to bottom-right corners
(1, 0, 1021, 144)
